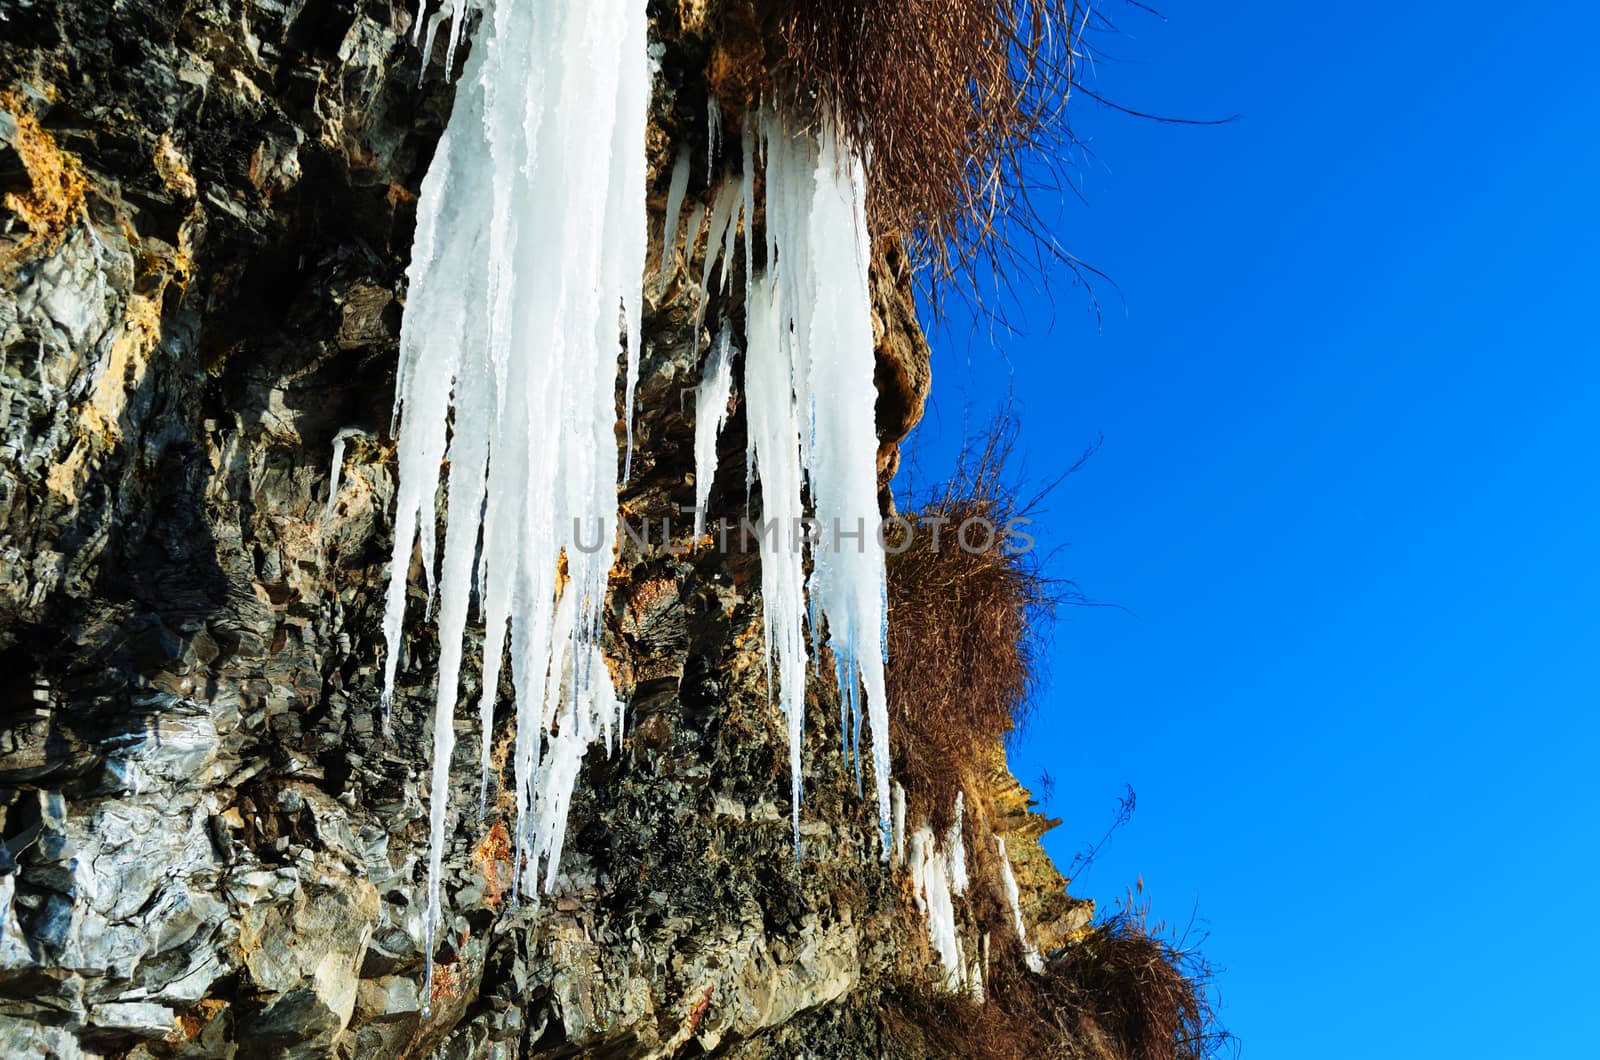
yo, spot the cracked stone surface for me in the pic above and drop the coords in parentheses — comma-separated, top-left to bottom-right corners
(0, 2, 1080, 1056)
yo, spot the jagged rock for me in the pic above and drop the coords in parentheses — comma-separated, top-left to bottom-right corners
(0, 1015, 84, 1058)
(236, 860, 380, 1054)
(0, 2, 1084, 1057)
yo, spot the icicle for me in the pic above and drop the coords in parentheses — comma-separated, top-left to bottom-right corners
(380, 15, 473, 725)
(743, 271, 810, 856)
(323, 435, 346, 527)
(907, 823, 967, 988)
(839, 661, 853, 779)
(657, 143, 691, 292)
(415, 9, 448, 80)
(739, 104, 894, 856)
(892, 782, 907, 865)
(420, 355, 491, 1012)
(795, 116, 893, 855)
(707, 93, 723, 168)
(441, 0, 471, 77)
(698, 176, 742, 333)
(384, 0, 651, 1010)
(718, 194, 741, 296)
(682, 201, 707, 285)
(322, 427, 363, 527)
(997, 836, 1046, 973)
(739, 123, 756, 293)
(692, 320, 735, 538)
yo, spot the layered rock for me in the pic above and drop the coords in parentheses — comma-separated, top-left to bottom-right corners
(0, 2, 1075, 1056)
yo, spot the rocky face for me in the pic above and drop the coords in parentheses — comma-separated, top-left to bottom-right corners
(0, 2, 1071, 1057)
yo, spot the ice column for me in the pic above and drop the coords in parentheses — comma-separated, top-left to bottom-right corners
(383, 0, 650, 1003)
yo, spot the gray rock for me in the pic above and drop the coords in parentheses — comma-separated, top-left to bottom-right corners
(0, 2, 1026, 1058)
(0, 1015, 85, 1059)
(86, 1001, 176, 1039)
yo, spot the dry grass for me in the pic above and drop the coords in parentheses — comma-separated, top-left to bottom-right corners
(1045, 897, 1232, 1060)
(776, 0, 1086, 296)
(886, 895, 1232, 1060)
(882, 979, 1057, 1059)
(884, 417, 1077, 819)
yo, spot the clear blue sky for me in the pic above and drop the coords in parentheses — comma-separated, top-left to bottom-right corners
(904, 2, 1600, 1055)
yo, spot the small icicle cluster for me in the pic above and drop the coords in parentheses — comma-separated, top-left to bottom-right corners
(906, 794, 981, 994)
(382, 0, 649, 1001)
(686, 104, 894, 856)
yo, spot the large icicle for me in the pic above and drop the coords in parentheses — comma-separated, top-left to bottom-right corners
(743, 270, 811, 854)
(740, 105, 895, 854)
(384, 0, 649, 1006)
(796, 118, 893, 851)
(693, 320, 736, 537)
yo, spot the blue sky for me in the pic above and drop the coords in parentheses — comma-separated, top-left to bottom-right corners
(904, 2, 1600, 1055)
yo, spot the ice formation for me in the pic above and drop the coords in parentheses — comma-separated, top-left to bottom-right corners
(742, 265, 812, 854)
(321, 427, 363, 527)
(906, 797, 975, 990)
(892, 782, 908, 865)
(383, 0, 649, 1001)
(386, 0, 898, 1002)
(907, 826, 964, 985)
(763, 111, 894, 853)
(997, 836, 1046, 973)
(906, 797, 991, 996)
(692, 321, 736, 538)
(703, 107, 893, 854)
(658, 144, 691, 292)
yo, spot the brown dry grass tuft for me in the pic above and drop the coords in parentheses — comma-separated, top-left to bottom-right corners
(882, 979, 1056, 1059)
(1042, 894, 1234, 1060)
(885, 416, 1078, 820)
(776, 0, 1086, 297)
(886, 897, 1232, 1060)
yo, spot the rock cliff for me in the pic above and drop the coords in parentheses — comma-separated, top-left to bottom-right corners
(0, 2, 1081, 1056)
